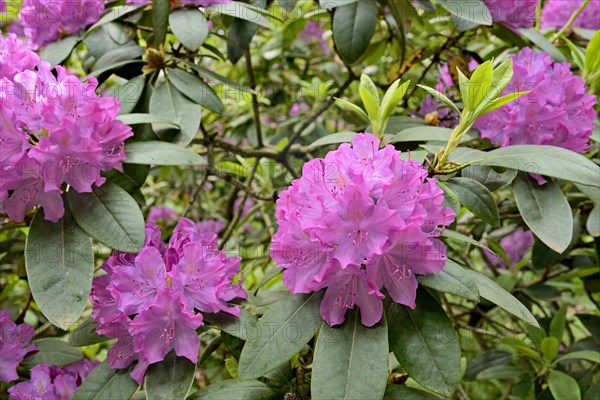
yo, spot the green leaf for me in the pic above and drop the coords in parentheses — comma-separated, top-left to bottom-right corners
(548, 370, 581, 400)
(464, 351, 512, 381)
(518, 28, 567, 62)
(513, 175, 573, 253)
(332, 0, 377, 64)
(152, 0, 169, 47)
(380, 80, 410, 120)
(68, 318, 110, 347)
(106, 75, 146, 115)
(442, 229, 492, 252)
(465, 61, 493, 111)
(203, 309, 258, 341)
(541, 337, 559, 362)
(549, 305, 567, 342)
(169, 8, 209, 51)
(449, 145, 600, 187)
(73, 360, 139, 400)
(457, 66, 471, 108)
(474, 365, 525, 380)
(576, 183, 600, 206)
(279, 0, 298, 11)
(461, 165, 517, 191)
(446, 177, 500, 227)
(25, 209, 94, 329)
(182, 61, 256, 94)
(312, 309, 388, 400)
(587, 206, 600, 237)
(207, 1, 271, 28)
(577, 314, 600, 343)
(463, 269, 539, 327)
(586, 30, 600, 74)
(227, 16, 259, 64)
(387, 289, 461, 397)
(335, 98, 370, 123)
(149, 80, 202, 146)
(187, 380, 278, 400)
(390, 126, 476, 143)
(478, 91, 530, 116)
(308, 131, 358, 148)
(39, 36, 80, 67)
(23, 338, 84, 367)
(360, 74, 380, 105)
(86, 5, 146, 34)
(436, 0, 492, 25)
(116, 113, 179, 127)
(92, 46, 145, 73)
(359, 85, 380, 120)
(416, 84, 461, 115)
(167, 69, 224, 114)
(418, 259, 480, 301)
(238, 292, 324, 380)
(383, 384, 440, 400)
(320, 0, 361, 7)
(145, 351, 196, 400)
(123, 141, 206, 166)
(66, 182, 145, 253)
(554, 351, 600, 365)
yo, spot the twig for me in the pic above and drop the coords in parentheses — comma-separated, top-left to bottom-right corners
(245, 49, 264, 148)
(551, 0, 590, 42)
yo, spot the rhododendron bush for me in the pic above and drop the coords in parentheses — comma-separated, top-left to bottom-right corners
(1, 0, 599, 399)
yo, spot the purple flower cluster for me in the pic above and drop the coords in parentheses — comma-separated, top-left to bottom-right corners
(483, 0, 539, 29)
(541, 0, 600, 30)
(90, 220, 246, 384)
(0, 34, 133, 223)
(272, 133, 455, 327)
(0, 310, 37, 382)
(299, 21, 331, 56)
(19, 0, 104, 49)
(474, 48, 596, 155)
(484, 227, 534, 268)
(8, 360, 98, 399)
(147, 206, 179, 227)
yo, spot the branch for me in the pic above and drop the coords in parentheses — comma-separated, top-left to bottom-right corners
(245, 48, 264, 147)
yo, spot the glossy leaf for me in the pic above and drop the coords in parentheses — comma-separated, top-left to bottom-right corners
(169, 8, 209, 51)
(123, 141, 206, 166)
(66, 182, 146, 253)
(418, 259, 480, 301)
(25, 209, 94, 329)
(446, 177, 500, 227)
(548, 370, 581, 400)
(383, 384, 440, 400)
(68, 318, 110, 347)
(145, 351, 196, 400)
(73, 360, 139, 400)
(23, 339, 84, 367)
(187, 380, 278, 400)
(152, 0, 169, 48)
(168, 68, 224, 114)
(312, 309, 388, 400)
(332, 0, 377, 64)
(39, 36, 80, 67)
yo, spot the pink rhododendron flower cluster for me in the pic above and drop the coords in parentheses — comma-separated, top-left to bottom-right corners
(474, 48, 597, 155)
(0, 33, 40, 80)
(299, 20, 331, 56)
(271, 133, 455, 327)
(19, 0, 104, 49)
(484, 227, 534, 268)
(147, 206, 179, 226)
(0, 34, 133, 223)
(483, 0, 539, 29)
(541, 0, 600, 30)
(90, 220, 246, 384)
(0, 310, 37, 382)
(8, 360, 98, 399)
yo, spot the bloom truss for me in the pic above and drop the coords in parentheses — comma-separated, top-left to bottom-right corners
(272, 133, 456, 327)
(90, 219, 247, 384)
(0, 310, 37, 382)
(0, 34, 133, 222)
(541, 0, 600, 30)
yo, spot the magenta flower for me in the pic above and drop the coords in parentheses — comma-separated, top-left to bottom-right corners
(485, 227, 534, 268)
(7, 359, 98, 399)
(271, 133, 455, 327)
(299, 20, 331, 56)
(19, 0, 105, 49)
(90, 218, 246, 384)
(541, 0, 600, 30)
(147, 206, 178, 226)
(483, 0, 539, 29)
(0, 34, 40, 80)
(474, 48, 597, 175)
(0, 310, 37, 382)
(0, 36, 133, 222)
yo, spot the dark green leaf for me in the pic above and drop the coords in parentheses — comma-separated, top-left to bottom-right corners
(84, 23, 136, 59)
(332, 0, 377, 64)
(312, 309, 388, 400)
(23, 338, 84, 367)
(383, 384, 440, 400)
(66, 182, 145, 253)
(548, 370, 581, 400)
(387, 289, 461, 397)
(169, 8, 209, 51)
(464, 350, 512, 381)
(549, 305, 567, 342)
(418, 259, 480, 301)
(92, 46, 145, 73)
(203, 309, 258, 341)
(145, 351, 196, 400)
(587, 206, 600, 237)
(68, 318, 110, 347)
(446, 177, 500, 227)
(519, 28, 567, 62)
(238, 292, 324, 380)
(577, 314, 600, 343)
(123, 141, 206, 166)
(149, 80, 202, 145)
(39, 36, 80, 67)
(105, 75, 145, 115)
(25, 209, 94, 329)
(152, 0, 169, 48)
(86, 5, 146, 34)
(475, 365, 526, 380)
(308, 131, 357, 148)
(116, 113, 179, 127)
(463, 269, 539, 327)
(182, 60, 256, 94)
(208, 1, 271, 28)
(513, 175, 573, 253)
(227, 14, 259, 64)
(168, 69, 224, 114)
(187, 380, 278, 400)
(461, 165, 518, 191)
(73, 360, 139, 400)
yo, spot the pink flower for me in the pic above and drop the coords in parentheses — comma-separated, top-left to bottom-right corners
(0, 310, 37, 382)
(147, 206, 178, 226)
(7, 359, 98, 399)
(484, 227, 534, 268)
(0, 34, 40, 80)
(299, 20, 331, 56)
(19, 0, 105, 50)
(483, 0, 539, 30)
(474, 48, 597, 162)
(272, 133, 455, 327)
(90, 219, 246, 384)
(541, 0, 600, 30)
